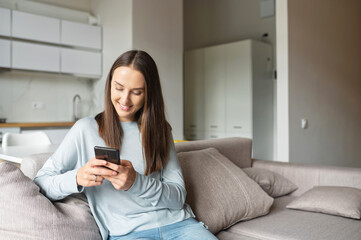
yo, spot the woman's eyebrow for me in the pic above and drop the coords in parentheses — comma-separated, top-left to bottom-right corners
(114, 81, 145, 90)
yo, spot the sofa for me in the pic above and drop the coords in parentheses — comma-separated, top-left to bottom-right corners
(1, 137, 361, 240)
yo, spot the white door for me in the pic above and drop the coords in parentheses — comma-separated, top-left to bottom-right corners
(204, 45, 226, 132)
(225, 40, 253, 134)
(184, 49, 205, 132)
(61, 48, 101, 76)
(12, 10, 60, 44)
(12, 41, 60, 72)
(0, 39, 11, 68)
(61, 20, 101, 50)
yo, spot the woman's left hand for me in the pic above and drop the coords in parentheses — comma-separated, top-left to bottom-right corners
(102, 160, 136, 191)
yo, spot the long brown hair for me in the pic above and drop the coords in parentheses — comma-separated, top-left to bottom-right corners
(95, 50, 170, 175)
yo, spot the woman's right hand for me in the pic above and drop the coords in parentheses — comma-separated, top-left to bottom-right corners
(76, 158, 118, 187)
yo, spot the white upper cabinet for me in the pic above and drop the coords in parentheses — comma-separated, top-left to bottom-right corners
(0, 39, 11, 68)
(12, 10, 60, 44)
(61, 20, 101, 50)
(0, 8, 11, 37)
(61, 48, 101, 76)
(12, 41, 60, 72)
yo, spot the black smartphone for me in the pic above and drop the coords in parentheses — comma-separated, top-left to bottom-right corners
(94, 146, 120, 165)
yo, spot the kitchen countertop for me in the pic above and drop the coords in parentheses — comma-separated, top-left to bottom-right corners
(0, 122, 75, 128)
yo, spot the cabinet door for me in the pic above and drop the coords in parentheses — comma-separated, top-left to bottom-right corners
(0, 8, 11, 37)
(0, 39, 11, 68)
(184, 130, 205, 141)
(61, 20, 101, 50)
(12, 41, 60, 72)
(184, 49, 205, 132)
(204, 45, 226, 132)
(12, 11, 60, 44)
(225, 41, 253, 133)
(61, 48, 101, 76)
(205, 131, 226, 140)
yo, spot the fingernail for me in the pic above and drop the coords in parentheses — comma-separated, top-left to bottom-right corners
(113, 171, 117, 175)
(103, 161, 107, 164)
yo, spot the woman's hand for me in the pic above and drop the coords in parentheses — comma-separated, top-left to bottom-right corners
(76, 158, 118, 187)
(103, 160, 136, 191)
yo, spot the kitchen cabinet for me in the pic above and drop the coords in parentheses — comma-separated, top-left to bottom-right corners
(61, 20, 101, 50)
(0, 39, 11, 68)
(184, 49, 205, 132)
(61, 48, 101, 76)
(12, 10, 60, 44)
(0, 8, 11, 37)
(12, 41, 60, 72)
(184, 39, 273, 160)
(0, 8, 102, 78)
(204, 45, 226, 133)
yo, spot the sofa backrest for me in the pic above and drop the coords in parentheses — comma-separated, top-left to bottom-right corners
(175, 137, 253, 168)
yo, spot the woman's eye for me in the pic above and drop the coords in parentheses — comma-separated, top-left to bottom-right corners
(116, 88, 123, 91)
(133, 91, 141, 95)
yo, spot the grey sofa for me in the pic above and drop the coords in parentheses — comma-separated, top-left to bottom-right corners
(17, 137, 361, 239)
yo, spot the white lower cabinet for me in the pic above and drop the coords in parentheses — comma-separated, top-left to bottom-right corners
(205, 131, 226, 140)
(12, 41, 60, 72)
(184, 130, 205, 141)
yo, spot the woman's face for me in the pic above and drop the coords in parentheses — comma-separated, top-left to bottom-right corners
(111, 66, 146, 122)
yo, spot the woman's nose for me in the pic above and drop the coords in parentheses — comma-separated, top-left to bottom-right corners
(120, 91, 131, 105)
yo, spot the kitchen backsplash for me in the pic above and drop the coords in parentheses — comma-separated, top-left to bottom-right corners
(0, 71, 96, 122)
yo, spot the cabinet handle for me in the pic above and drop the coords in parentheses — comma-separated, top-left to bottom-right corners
(210, 135, 218, 138)
(190, 134, 196, 137)
(189, 124, 197, 128)
(210, 125, 218, 129)
(233, 126, 242, 129)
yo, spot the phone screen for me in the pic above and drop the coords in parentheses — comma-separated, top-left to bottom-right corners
(94, 146, 120, 165)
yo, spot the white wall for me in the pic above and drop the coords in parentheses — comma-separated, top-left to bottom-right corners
(132, 0, 184, 140)
(90, 0, 133, 115)
(276, 0, 289, 162)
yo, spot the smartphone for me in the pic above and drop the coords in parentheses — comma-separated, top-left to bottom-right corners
(94, 146, 120, 165)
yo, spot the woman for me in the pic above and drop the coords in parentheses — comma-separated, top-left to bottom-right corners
(34, 50, 217, 240)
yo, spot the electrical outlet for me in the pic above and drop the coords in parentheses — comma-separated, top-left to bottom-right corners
(32, 101, 45, 110)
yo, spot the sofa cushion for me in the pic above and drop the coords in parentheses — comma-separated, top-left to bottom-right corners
(286, 186, 361, 219)
(175, 137, 253, 168)
(177, 147, 274, 234)
(223, 195, 361, 240)
(0, 162, 101, 240)
(243, 168, 298, 197)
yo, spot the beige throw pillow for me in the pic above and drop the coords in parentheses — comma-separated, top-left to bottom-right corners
(243, 168, 298, 197)
(177, 148, 274, 234)
(286, 186, 361, 219)
(0, 162, 101, 239)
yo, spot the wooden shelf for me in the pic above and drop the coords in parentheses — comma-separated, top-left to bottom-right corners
(0, 122, 75, 128)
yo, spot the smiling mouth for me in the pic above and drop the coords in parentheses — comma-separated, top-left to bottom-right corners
(119, 103, 131, 111)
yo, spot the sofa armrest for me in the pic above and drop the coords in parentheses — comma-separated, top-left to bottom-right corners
(20, 152, 53, 179)
(252, 159, 361, 196)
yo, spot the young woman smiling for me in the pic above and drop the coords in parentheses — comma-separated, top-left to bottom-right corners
(34, 50, 217, 240)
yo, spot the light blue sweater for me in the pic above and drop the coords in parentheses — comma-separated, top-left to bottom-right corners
(34, 117, 194, 239)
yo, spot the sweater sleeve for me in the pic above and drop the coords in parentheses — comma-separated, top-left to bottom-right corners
(33, 121, 84, 201)
(126, 133, 186, 210)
